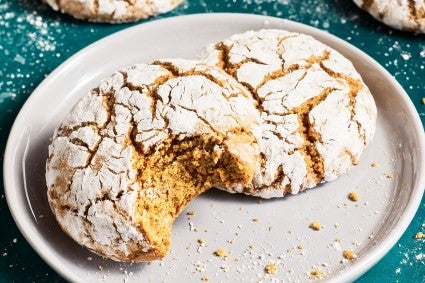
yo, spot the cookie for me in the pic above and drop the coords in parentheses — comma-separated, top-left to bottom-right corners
(199, 29, 377, 198)
(46, 59, 261, 261)
(43, 0, 183, 23)
(353, 0, 425, 33)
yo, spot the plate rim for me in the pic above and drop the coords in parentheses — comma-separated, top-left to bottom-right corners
(3, 13, 425, 283)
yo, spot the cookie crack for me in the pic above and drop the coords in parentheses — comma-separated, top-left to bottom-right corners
(57, 122, 100, 137)
(153, 61, 238, 92)
(93, 0, 99, 15)
(177, 104, 222, 136)
(407, 0, 425, 29)
(288, 87, 334, 184)
(319, 61, 367, 146)
(362, 0, 375, 10)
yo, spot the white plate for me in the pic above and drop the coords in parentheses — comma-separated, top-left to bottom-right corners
(4, 13, 425, 283)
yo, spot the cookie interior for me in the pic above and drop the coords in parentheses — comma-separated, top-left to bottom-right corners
(129, 132, 255, 261)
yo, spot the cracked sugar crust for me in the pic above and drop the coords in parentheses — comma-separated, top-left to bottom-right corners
(353, 0, 425, 33)
(46, 59, 261, 261)
(199, 29, 377, 198)
(43, 0, 182, 23)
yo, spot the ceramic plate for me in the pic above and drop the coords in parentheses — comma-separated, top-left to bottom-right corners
(4, 14, 425, 282)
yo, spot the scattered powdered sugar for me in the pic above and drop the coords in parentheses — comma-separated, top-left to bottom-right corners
(0, 1, 64, 105)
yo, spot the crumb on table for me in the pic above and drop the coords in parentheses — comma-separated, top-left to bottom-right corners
(198, 238, 205, 244)
(201, 275, 209, 281)
(415, 232, 424, 239)
(187, 210, 196, 215)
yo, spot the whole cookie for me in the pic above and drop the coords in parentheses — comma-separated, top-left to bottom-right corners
(43, 0, 183, 23)
(353, 0, 425, 33)
(46, 59, 261, 261)
(199, 29, 377, 198)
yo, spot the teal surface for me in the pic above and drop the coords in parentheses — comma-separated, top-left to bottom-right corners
(0, 0, 424, 282)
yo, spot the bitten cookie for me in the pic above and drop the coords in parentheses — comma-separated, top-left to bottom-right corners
(43, 0, 183, 23)
(353, 0, 425, 33)
(46, 59, 261, 261)
(199, 29, 377, 198)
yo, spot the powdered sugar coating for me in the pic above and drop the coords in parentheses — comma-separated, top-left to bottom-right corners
(46, 59, 261, 261)
(353, 0, 425, 33)
(43, 0, 183, 23)
(199, 29, 377, 198)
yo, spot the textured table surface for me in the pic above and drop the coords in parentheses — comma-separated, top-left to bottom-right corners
(0, 0, 424, 282)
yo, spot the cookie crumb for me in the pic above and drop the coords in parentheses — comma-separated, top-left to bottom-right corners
(342, 249, 357, 260)
(415, 232, 424, 239)
(201, 275, 209, 281)
(385, 173, 394, 179)
(198, 238, 205, 244)
(265, 262, 278, 275)
(187, 210, 196, 215)
(252, 217, 259, 222)
(422, 98, 425, 104)
(297, 244, 304, 250)
(310, 221, 321, 231)
(371, 162, 378, 167)
(310, 268, 324, 279)
(214, 248, 227, 258)
(348, 191, 359, 202)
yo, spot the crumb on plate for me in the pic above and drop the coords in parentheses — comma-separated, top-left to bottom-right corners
(310, 221, 321, 231)
(310, 268, 324, 279)
(348, 191, 359, 202)
(343, 249, 357, 260)
(265, 262, 278, 275)
(214, 248, 227, 258)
